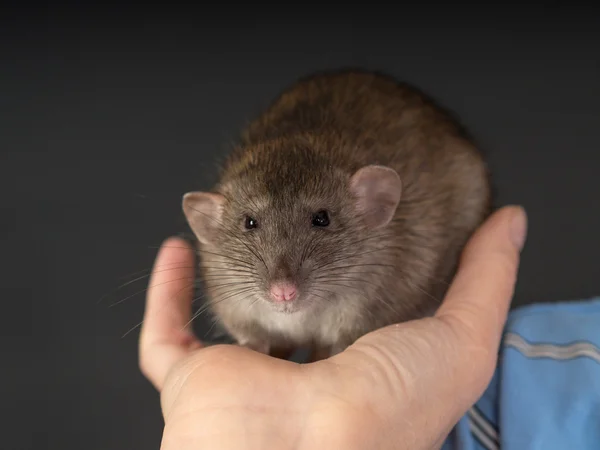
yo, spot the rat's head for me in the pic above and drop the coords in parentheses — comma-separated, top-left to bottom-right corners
(182, 148, 402, 316)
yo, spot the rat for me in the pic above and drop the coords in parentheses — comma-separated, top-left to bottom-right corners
(182, 69, 492, 360)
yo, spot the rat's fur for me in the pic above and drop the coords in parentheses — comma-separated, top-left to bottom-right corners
(184, 70, 491, 358)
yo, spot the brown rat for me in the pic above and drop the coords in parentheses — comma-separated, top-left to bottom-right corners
(182, 69, 491, 360)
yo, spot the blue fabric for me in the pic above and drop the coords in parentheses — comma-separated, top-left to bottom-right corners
(442, 297, 600, 450)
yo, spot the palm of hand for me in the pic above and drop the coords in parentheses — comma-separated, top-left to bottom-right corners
(139, 206, 526, 450)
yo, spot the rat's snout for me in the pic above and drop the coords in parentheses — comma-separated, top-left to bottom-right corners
(265, 255, 303, 305)
(269, 281, 297, 302)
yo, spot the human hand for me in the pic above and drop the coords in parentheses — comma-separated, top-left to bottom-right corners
(139, 205, 527, 449)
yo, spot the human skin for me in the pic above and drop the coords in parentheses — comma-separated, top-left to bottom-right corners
(139, 205, 527, 450)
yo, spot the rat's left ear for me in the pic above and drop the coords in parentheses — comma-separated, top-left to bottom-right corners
(349, 165, 402, 229)
(182, 192, 226, 245)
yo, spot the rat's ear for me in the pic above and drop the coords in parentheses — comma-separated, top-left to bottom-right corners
(349, 165, 402, 229)
(182, 192, 226, 245)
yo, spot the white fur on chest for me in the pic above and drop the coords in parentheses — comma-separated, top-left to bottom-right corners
(253, 300, 361, 347)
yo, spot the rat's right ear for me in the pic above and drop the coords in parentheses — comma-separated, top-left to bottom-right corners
(182, 192, 225, 245)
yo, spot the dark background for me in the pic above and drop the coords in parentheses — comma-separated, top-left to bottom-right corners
(2, 4, 599, 450)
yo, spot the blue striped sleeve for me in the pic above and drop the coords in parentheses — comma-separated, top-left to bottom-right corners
(442, 297, 600, 450)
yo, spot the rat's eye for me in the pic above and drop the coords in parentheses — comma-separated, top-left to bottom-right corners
(311, 210, 330, 227)
(244, 215, 258, 230)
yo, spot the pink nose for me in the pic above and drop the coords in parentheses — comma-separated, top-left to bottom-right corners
(269, 282, 297, 302)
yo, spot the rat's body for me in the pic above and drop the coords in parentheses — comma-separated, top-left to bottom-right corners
(183, 70, 491, 358)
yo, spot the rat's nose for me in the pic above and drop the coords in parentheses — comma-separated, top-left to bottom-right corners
(269, 282, 297, 302)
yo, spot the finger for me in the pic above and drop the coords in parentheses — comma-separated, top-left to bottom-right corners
(327, 206, 527, 447)
(436, 205, 527, 353)
(139, 237, 202, 390)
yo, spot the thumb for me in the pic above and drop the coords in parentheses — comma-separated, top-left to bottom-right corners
(435, 205, 527, 373)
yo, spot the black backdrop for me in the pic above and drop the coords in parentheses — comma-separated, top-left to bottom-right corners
(3, 4, 599, 450)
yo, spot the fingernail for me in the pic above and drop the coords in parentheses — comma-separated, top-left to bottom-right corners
(510, 206, 528, 251)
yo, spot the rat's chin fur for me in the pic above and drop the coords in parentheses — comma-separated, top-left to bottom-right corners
(271, 303, 303, 315)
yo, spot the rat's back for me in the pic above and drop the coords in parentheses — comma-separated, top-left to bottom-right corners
(240, 70, 474, 164)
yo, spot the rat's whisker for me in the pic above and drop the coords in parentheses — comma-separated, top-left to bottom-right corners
(317, 262, 397, 272)
(199, 273, 256, 283)
(204, 281, 257, 292)
(109, 276, 196, 308)
(308, 290, 330, 303)
(315, 275, 382, 290)
(116, 261, 194, 281)
(183, 287, 256, 330)
(198, 265, 258, 276)
(120, 281, 197, 339)
(148, 244, 257, 270)
(202, 316, 222, 340)
(98, 266, 198, 304)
